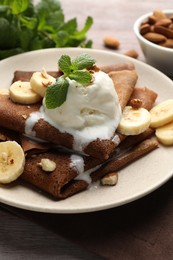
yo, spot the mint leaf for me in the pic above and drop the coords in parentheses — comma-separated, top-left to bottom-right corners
(80, 16, 93, 35)
(55, 31, 69, 47)
(29, 33, 55, 50)
(58, 54, 71, 75)
(45, 77, 69, 109)
(72, 16, 93, 41)
(19, 15, 37, 30)
(0, 1, 93, 60)
(80, 39, 93, 48)
(2, 0, 30, 15)
(60, 18, 77, 34)
(45, 53, 96, 108)
(72, 53, 95, 70)
(69, 70, 93, 84)
(36, 0, 64, 31)
(0, 18, 19, 49)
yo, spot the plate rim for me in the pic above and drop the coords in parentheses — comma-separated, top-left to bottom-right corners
(0, 47, 173, 214)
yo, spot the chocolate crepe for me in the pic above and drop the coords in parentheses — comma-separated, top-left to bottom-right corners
(0, 68, 138, 159)
(0, 117, 158, 200)
(12, 62, 135, 82)
(20, 130, 158, 199)
(0, 62, 159, 200)
(128, 86, 158, 110)
(20, 86, 158, 199)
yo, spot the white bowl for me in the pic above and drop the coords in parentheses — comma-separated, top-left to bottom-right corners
(134, 10, 173, 77)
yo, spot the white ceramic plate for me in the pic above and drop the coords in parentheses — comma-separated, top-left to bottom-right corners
(0, 48, 173, 214)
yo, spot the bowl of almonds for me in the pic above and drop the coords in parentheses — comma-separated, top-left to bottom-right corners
(134, 9, 173, 77)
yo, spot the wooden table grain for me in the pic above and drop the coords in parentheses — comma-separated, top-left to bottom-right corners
(0, 1, 173, 259)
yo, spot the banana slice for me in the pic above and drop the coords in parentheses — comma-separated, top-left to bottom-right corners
(9, 81, 42, 105)
(30, 68, 56, 97)
(155, 121, 173, 145)
(0, 88, 9, 95)
(117, 106, 151, 135)
(0, 141, 25, 184)
(150, 99, 173, 128)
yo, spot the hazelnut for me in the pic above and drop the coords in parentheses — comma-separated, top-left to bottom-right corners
(101, 172, 118, 186)
(38, 158, 56, 172)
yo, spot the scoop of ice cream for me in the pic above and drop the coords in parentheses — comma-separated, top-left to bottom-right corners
(43, 71, 121, 131)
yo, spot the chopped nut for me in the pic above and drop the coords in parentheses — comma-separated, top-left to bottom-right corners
(42, 80, 53, 87)
(22, 114, 27, 119)
(101, 172, 118, 186)
(87, 65, 100, 73)
(41, 67, 49, 79)
(129, 98, 142, 109)
(38, 158, 56, 172)
(0, 133, 7, 141)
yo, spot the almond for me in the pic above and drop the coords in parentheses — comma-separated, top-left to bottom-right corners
(153, 9, 166, 20)
(155, 18, 172, 27)
(123, 49, 139, 59)
(168, 23, 173, 30)
(159, 39, 173, 48)
(103, 36, 120, 49)
(143, 32, 166, 43)
(140, 23, 151, 35)
(154, 25, 173, 39)
(169, 15, 173, 22)
(148, 15, 157, 25)
(139, 10, 173, 49)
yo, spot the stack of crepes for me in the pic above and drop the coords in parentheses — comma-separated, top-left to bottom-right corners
(0, 61, 159, 199)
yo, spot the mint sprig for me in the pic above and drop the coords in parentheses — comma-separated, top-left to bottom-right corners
(45, 53, 96, 109)
(71, 53, 96, 70)
(45, 77, 69, 108)
(0, 0, 93, 60)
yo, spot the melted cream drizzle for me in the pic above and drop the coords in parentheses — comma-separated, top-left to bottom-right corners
(25, 106, 121, 152)
(25, 108, 44, 136)
(70, 154, 101, 184)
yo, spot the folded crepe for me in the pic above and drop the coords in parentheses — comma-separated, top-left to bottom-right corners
(128, 86, 158, 110)
(0, 62, 159, 200)
(0, 66, 138, 160)
(0, 122, 158, 201)
(12, 70, 62, 83)
(12, 62, 135, 82)
(0, 127, 20, 143)
(20, 129, 158, 199)
(20, 86, 158, 199)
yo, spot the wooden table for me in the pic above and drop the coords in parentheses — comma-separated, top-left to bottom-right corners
(0, 1, 173, 259)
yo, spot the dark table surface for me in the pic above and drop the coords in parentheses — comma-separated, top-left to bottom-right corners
(0, 1, 173, 259)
